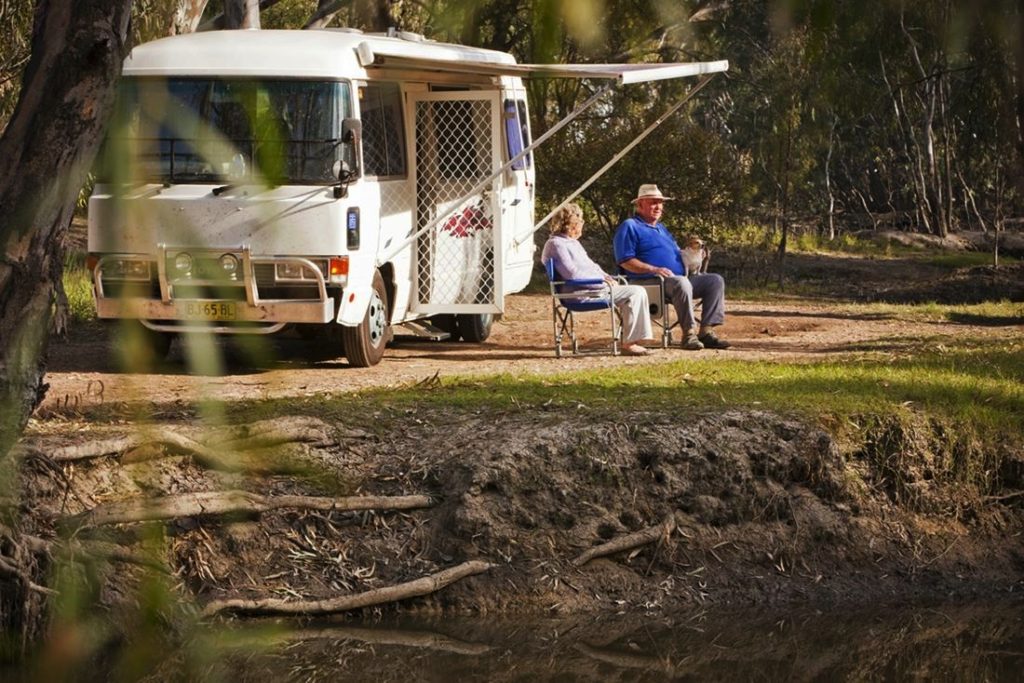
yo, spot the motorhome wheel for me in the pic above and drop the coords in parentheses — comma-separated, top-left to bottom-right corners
(456, 313, 494, 343)
(342, 271, 390, 367)
(430, 314, 461, 342)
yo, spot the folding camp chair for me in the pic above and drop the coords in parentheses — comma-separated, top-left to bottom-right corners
(621, 274, 677, 348)
(544, 259, 622, 357)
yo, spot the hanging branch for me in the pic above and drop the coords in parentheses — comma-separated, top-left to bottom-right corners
(201, 560, 494, 617)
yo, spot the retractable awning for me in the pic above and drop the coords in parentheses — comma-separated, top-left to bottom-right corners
(355, 43, 728, 84)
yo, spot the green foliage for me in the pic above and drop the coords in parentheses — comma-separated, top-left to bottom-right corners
(0, 0, 34, 128)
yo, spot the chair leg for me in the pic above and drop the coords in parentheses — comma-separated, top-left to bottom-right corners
(570, 310, 579, 355)
(552, 301, 563, 358)
(610, 303, 621, 355)
(660, 288, 672, 348)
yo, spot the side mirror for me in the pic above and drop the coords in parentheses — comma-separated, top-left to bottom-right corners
(342, 117, 362, 145)
(333, 119, 362, 198)
(332, 160, 354, 184)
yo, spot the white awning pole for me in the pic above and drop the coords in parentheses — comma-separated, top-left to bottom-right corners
(379, 84, 613, 264)
(513, 74, 716, 248)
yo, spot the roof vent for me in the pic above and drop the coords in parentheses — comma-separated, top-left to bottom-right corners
(386, 27, 425, 42)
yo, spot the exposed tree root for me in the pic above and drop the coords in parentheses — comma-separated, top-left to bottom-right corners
(61, 490, 434, 531)
(20, 416, 340, 466)
(0, 553, 54, 595)
(201, 559, 495, 618)
(573, 513, 677, 567)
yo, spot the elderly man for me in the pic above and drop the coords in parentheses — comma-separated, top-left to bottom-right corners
(613, 184, 730, 350)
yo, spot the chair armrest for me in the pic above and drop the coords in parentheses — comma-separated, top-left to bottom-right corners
(622, 273, 665, 283)
(562, 277, 607, 286)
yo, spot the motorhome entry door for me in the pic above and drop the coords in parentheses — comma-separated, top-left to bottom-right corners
(409, 91, 503, 314)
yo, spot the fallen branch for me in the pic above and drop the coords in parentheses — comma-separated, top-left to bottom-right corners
(201, 559, 494, 618)
(573, 513, 677, 567)
(61, 490, 434, 531)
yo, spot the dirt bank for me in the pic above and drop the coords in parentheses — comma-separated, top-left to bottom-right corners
(16, 403, 1024, 627)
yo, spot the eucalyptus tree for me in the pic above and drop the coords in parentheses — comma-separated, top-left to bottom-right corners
(0, 0, 133, 641)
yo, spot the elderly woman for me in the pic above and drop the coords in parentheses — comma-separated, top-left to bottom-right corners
(541, 203, 654, 356)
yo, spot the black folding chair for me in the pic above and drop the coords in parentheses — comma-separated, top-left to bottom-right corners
(621, 273, 677, 348)
(544, 258, 622, 357)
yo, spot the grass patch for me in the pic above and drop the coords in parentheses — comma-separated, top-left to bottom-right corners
(62, 253, 95, 324)
(213, 337, 1024, 459)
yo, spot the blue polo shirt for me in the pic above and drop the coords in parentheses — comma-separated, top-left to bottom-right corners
(613, 216, 686, 275)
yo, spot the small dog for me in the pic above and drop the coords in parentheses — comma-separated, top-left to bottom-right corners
(681, 235, 710, 275)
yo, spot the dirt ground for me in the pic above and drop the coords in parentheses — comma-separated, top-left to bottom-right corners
(38, 287, 1024, 412)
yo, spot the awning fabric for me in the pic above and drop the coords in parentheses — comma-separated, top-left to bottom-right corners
(356, 44, 728, 84)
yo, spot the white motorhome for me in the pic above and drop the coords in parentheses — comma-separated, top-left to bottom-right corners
(88, 28, 726, 366)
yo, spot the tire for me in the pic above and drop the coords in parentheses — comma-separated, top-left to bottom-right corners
(115, 320, 173, 372)
(342, 271, 390, 367)
(430, 314, 461, 342)
(456, 313, 493, 343)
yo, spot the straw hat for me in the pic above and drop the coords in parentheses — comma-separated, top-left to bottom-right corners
(632, 183, 674, 202)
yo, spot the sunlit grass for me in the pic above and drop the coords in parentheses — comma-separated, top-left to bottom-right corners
(217, 337, 1024, 458)
(62, 253, 95, 324)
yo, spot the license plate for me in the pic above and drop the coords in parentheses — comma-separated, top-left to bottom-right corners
(176, 301, 237, 321)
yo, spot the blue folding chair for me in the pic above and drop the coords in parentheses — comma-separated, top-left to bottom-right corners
(544, 258, 622, 357)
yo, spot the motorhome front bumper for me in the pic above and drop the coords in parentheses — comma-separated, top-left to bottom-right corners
(93, 248, 336, 334)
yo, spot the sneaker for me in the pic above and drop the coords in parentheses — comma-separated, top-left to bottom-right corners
(681, 330, 704, 350)
(698, 330, 731, 349)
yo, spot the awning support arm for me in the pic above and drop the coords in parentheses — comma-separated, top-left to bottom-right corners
(512, 74, 716, 248)
(379, 83, 614, 264)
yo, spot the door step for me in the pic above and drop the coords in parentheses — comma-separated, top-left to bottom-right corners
(392, 319, 451, 341)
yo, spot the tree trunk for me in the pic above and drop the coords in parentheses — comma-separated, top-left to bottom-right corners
(170, 0, 210, 34)
(0, 0, 133, 642)
(305, 0, 354, 30)
(0, 0, 132, 472)
(224, 0, 261, 29)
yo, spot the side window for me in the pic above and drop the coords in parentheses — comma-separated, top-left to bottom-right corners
(359, 83, 406, 178)
(504, 98, 531, 170)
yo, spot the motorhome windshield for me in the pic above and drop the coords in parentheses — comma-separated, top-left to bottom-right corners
(99, 78, 352, 185)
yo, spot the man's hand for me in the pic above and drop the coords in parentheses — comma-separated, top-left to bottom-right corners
(620, 257, 674, 278)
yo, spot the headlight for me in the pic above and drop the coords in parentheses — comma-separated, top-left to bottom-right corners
(102, 258, 151, 281)
(174, 252, 193, 273)
(219, 253, 240, 275)
(275, 262, 316, 280)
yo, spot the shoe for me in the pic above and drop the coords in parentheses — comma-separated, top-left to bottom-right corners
(698, 330, 731, 349)
(623, 344, 651, 356)
(681, 331, 704, 350)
